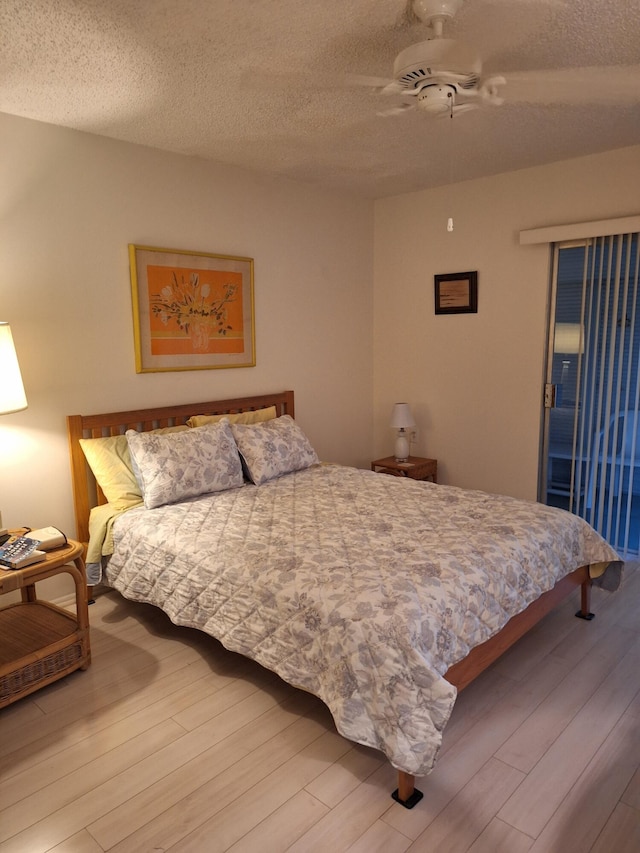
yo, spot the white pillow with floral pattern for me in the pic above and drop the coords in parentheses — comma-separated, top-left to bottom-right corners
(126, 419, 243, 509)
(231, 415, 319, 485)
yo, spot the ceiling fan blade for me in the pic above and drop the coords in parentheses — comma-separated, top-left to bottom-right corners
(377, 103, 415, 117)
(397, 0, 567, 29)
(343, 73, 400, 92)
(448, 102, 479, 117)
(499, 66, 640, 105)
(243, 70, 395, 92)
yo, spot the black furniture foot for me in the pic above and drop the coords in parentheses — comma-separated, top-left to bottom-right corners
(391, 787, 424, 809)
(575, 609, 595, 620)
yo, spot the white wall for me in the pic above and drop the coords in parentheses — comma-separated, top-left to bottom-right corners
(373, 145, 640, 500)
(0, 114, 373, 583)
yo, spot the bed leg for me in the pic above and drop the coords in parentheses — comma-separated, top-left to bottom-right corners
(391, 771, 423, 809)
(575, 578, 594, 620)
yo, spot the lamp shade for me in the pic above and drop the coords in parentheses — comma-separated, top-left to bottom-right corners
(553, 323, 584, 355)
(390, 402, 416, 430)
(0, 323, 27, 414)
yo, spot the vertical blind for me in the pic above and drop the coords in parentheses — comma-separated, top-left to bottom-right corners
(557, 232, 640, 554)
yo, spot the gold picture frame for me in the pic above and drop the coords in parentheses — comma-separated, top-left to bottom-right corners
(129, 244, 255, 373)
(434, 271, 478, 315)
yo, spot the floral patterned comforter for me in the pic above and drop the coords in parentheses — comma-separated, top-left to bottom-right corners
(104, 464, 621, 776)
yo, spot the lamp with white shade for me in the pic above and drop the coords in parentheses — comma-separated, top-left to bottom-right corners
(390, 402, 415, 462)
(0, 322, 27, 536)
(0, 322, 27, 415)
(553, 323, 584, 406)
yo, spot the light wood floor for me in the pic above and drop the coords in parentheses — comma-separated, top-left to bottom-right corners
(1, 563, 639, 853)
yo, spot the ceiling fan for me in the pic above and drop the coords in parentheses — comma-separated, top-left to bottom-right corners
(332, 0, 640, 119)
(373, 0, 505, 117)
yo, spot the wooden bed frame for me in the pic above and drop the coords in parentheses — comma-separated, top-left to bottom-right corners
(67, 391, 295, 546)
(66, 389, 594, 809)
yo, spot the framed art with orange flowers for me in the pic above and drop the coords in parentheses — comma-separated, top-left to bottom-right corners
(129, 244, 255, 373)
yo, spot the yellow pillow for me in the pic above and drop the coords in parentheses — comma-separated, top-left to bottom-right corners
(79, 425, 188, 510)
(187, 406, 277, 428)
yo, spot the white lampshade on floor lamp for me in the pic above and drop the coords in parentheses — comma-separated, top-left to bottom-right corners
(0, 323, 27, 415)
(390, 402, 415, 462)
(0, 322, 27, 536)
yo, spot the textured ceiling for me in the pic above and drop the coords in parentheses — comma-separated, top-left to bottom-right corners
(1, 0, 639, 198)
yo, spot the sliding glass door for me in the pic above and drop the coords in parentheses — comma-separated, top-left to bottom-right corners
(542, 232, 640, 556)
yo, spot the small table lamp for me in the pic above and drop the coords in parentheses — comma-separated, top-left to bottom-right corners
(390, 402, 415, 462)
(0, 323, 27, 415)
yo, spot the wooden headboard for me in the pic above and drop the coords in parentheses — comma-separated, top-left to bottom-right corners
(67, 390, 295, 547)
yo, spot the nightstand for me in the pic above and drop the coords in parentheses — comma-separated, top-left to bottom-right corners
(0, 538, 91, 708)
(371, 455, 438, 483)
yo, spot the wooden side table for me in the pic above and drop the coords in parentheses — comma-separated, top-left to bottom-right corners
(0, 538, 91, 708)
(371, 455, 438, 483)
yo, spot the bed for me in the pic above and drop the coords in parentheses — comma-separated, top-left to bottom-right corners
(67, 390, 622, 808)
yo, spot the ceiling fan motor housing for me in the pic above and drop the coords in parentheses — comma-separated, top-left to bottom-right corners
(393, 38, 481, 91)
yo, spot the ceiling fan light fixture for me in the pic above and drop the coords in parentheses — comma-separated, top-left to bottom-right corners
(417, 83, 456, 113)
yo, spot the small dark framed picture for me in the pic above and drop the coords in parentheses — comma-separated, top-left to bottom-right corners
(434, 271, 478, 315)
